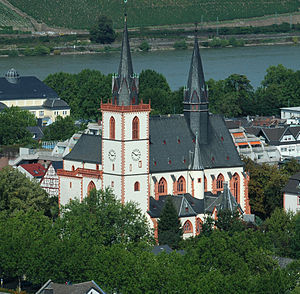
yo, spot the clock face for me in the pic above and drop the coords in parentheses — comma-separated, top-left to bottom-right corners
(131, 149, 141, 161)
(108, 149, 116, 161)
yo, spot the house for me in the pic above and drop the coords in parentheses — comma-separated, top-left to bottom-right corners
(281, 106, 300, 125)
(253, 126, 300, 160)
(17, 163, 46, 181)
(0, 69, 70, 122)
(36, 280, 106, 294)
(40, 161, 63, 197)
(282, 172, 300, 213)
(57, 14, 251, 238)
(228, 126, 280, 164)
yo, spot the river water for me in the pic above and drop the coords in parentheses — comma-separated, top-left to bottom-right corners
(0, 44, 300, 90)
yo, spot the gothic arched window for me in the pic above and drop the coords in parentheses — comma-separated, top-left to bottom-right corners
(87, 181, 96, 195)
(183, 220, 193, 234)
(158, 177, 167, 195)
(134, 181, 140, 191)
(177, 176, 186, 194)
(132, 116, 139, 140)
(216, 174, 224, 192)
(110, 116, 115, 140)
(196, 218, 203, 235)
(232, 173, 240, 202)
(204, 176, 207, 192)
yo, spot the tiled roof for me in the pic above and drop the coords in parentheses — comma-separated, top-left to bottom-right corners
(64, 134, 101, 164)
(0, 76, 59, 100)
(20, 163, 46, 178)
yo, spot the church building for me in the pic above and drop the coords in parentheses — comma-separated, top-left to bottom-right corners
(58, 15, 251, 238)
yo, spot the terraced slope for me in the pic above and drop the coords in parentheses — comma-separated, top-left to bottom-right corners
(6, 0, 300, 29)
(0, 1, 33, 29)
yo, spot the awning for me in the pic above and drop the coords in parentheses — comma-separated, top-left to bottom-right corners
(250, 141, 261, 145)
(236, 142, 249, 146)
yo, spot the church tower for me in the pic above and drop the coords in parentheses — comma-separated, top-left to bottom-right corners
(183, 30, 209, 144)
(101, 12, 151, 212)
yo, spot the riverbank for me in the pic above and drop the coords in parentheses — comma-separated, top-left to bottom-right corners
(0, 31, 299, 58)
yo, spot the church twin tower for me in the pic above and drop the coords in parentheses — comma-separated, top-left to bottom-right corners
(59, 14, 250, 236)
(101, 16, 209, 211)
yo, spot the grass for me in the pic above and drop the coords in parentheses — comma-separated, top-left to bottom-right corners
(0, 2, 32, 29)
(6, 0, 300, 30)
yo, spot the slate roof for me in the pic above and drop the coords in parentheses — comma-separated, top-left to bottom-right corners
(0, 76, 59, 100)
(149, 114, 243, 173)
(43, 98, 70, 110)
(52, 161, 63, 171)
(20, 163, 46, 178)
(205, 182, 243, 214)
(148, 194, 204, 218)
(184, 35, 208, 103)
(36, 280, 106, 294)
(0, 102, 8, 111)
(27, 126, 44, 140)
(257, 126, 300, 145)
(282, 172, 300, 194)
(64, 134, 101, 164)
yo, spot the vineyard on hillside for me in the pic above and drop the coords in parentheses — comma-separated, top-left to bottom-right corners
(0, 2, 32, 29)
(6, 0, 300, 29)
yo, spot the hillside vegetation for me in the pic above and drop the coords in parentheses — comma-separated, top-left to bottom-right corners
(0, 2, 32, 29)
(7, 0, 300, 29)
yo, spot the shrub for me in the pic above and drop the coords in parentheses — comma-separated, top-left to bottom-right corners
(7, 50, 18, 57)
(53, 49, 61, 55)
(173, 40, 187, 50)
(139, 41, 151, 52)
(34, 45, 50, 55)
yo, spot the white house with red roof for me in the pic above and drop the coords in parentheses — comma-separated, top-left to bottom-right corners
(17, 163, 46, 181)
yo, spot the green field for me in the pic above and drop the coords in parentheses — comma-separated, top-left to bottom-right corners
(6, 0, 300, 29)
(0, 2, 33, 29)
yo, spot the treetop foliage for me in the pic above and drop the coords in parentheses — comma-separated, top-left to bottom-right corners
(89, 15, 116, 44)
(157, 198, 182, 249)
(0, 166, 57, 217)
(43, 116, 86, 141)
(44, 64, 300, 120)
(0, 107, 36, 146)
(0, 185, 299, 293)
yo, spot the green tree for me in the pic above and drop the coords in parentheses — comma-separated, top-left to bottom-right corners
(243, 157, 289, 219)
(157, 198, 182, 249)
(90, 15, 116, 44)
(207, 74, 255, 117)
(43, 116, 85, 141)
(264, 208, 295, 257)
(0, 210, 56, 288)
(0, 106, 36, 145)
(0, 167, 57, 217)
(291, 213, 300, 258)
(215, 210, 245, 233)
(44, 70, 111, 120)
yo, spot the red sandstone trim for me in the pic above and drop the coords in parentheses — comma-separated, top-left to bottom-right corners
(57, 168, 103, 179)
(101, 101, 151, 113)
(121, 113, 125, 204)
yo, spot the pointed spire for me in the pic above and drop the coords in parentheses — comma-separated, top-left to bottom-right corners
(184, 27, 207, 103)
(218, 182, 243, 213)
(111, 9, 139, 106)
(118, 13, 134, 83)
(192, 132, 203, 170)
